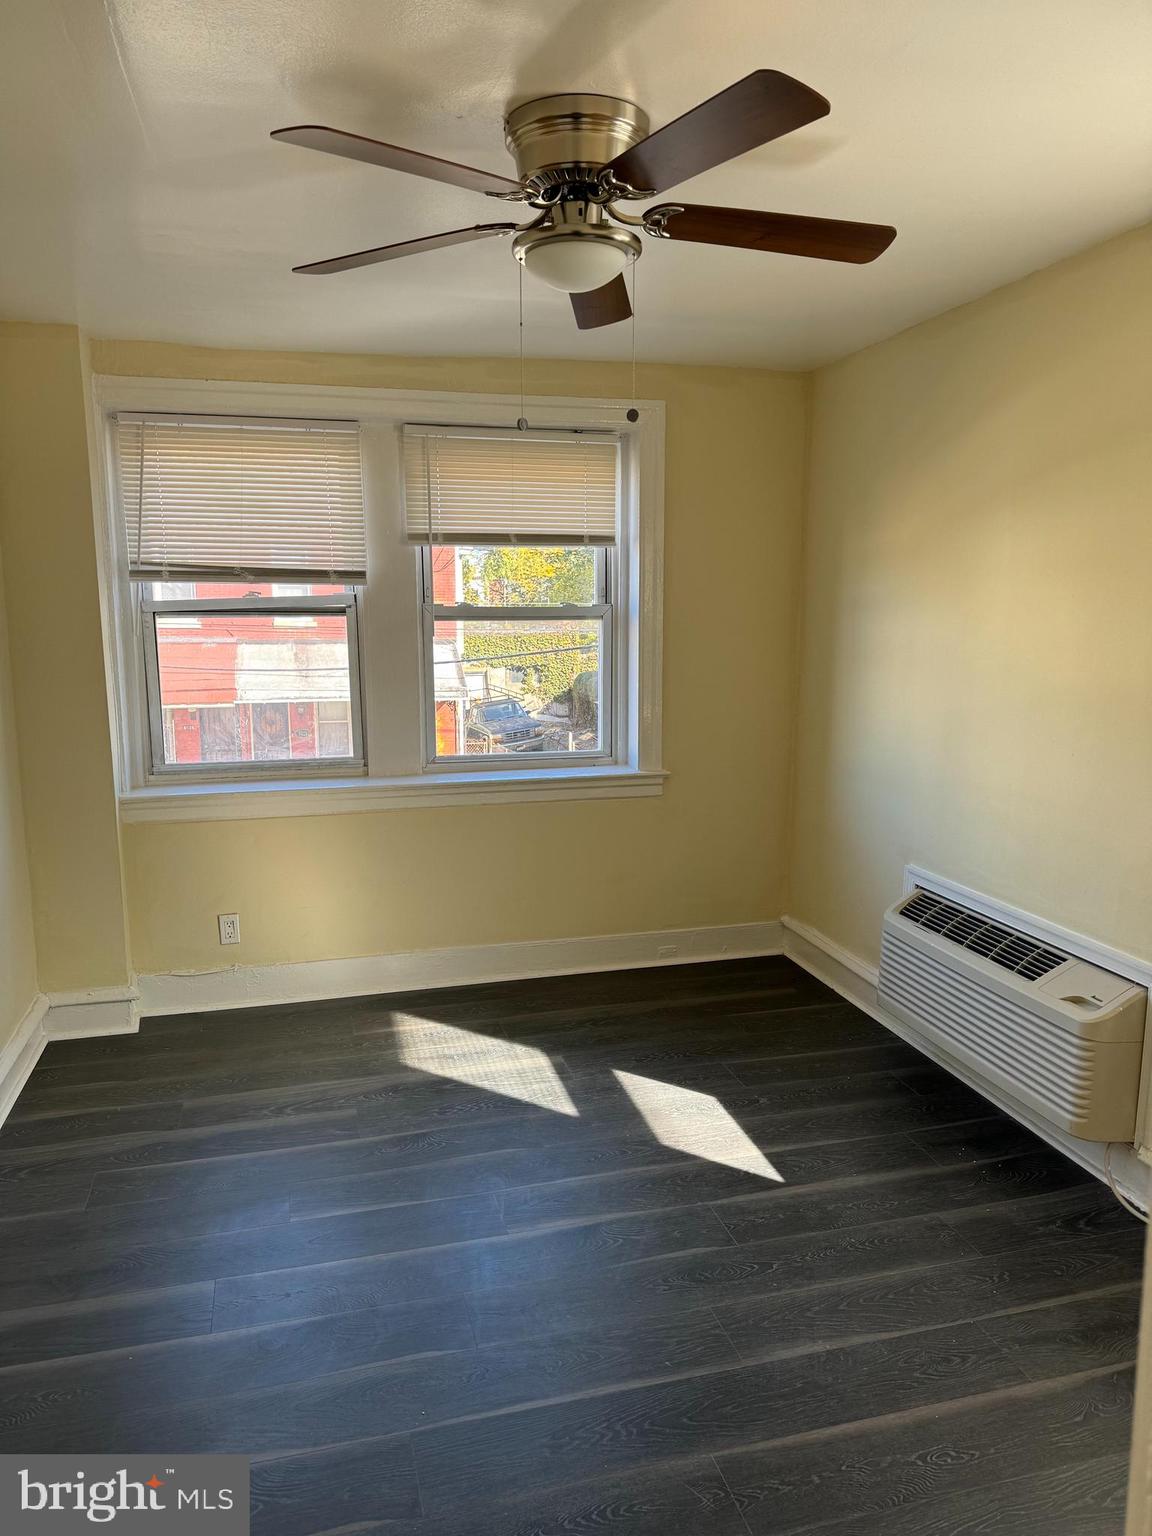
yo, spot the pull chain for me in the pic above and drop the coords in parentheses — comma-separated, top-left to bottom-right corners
(626, 257, 639, 423)
(517, 262, 528, 431)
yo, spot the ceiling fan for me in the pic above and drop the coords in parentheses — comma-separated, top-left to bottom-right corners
(272, 71, 896, 330)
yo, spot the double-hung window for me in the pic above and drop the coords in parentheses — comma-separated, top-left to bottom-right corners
(117, 414, 366, 777)
(102, 385, 663, 813)
(404, 427, 619, 765)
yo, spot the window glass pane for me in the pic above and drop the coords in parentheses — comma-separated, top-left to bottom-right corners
(154, 610, 356, 767)
(433, 546, 599, 607)
(432, 618, 602, 757)
(317, 700, 354, 758)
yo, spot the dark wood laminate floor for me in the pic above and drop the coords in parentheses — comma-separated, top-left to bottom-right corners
(0, 956, 1143, 1535)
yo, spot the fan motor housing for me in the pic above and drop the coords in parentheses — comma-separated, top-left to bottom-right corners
(504, 93, 649, 191)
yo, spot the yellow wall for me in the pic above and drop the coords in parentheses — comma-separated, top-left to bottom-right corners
(0, 541, 38, 1048)
(790, 225, 1152, 968)
(91, 343, 808, 975)
(0, 324, 131, 991)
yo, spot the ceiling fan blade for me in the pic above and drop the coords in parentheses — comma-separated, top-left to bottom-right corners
(649, 204, 896, 263)
(272, 125, 522, 196)
(604, 71, 829, 195)
(293, 223, 519, 275)
(570, 275, 632, 330)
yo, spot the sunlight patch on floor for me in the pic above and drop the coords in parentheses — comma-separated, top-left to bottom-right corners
(395, 1018, 579, 1115)
(612, 1070, 785, 1179)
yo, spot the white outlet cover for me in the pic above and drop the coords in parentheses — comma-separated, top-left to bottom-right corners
(218, 913, 241, 945)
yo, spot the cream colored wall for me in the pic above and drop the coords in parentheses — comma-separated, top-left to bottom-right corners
(0, 324, 132, 991)
(90, 342, 807, 975)
(0, 541, 38, 1048)
(790, 225, 1152, 968)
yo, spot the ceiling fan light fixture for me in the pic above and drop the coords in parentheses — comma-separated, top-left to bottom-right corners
(520, 235, 631, 293)
(513, 208, 642, 295)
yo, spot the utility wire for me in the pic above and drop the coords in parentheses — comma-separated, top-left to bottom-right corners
(158, 642, 599, 677)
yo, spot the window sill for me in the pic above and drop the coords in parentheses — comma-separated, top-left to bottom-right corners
(118, 766, 668, 823)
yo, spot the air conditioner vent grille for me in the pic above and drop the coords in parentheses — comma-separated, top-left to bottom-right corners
(899, 890, 1067, 982)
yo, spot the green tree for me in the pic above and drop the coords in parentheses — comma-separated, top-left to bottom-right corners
(466, 546, 594, 606)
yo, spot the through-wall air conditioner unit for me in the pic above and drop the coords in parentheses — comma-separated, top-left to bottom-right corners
(879, 889, 1147, 1142)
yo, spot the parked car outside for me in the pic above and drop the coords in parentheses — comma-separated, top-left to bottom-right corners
(466, 696, 547, 752)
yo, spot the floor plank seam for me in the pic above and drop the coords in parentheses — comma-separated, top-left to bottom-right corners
(470, 1155, 1054, 1238)
(706, 1148, 1091, 1217)
(244, 1430, 410, 1469)
(408, 1431, 427, 1522)
(703, 1302, 747, 1365)
(0, 1161, 1124, 1284)
(711, 1278, 1145, 1372)
(702, 1358, 1137, 1461)
(778, 1444, 1136, 1536)
(135, 1302, 1136, 1467)
(220, 1338, 962, 1465)
(710, 1452, 758, 1536)
(2, 1220, 1129, 1377)
(270, 1111, 1018, 1222)
(968, 1312, 1139, 1386)
(3, 1187, 1113, 1343)
(235, 1355, 1139, 1474)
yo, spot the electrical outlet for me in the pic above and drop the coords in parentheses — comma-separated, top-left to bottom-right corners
(657, 944, 678, 959)
(218, 912, 241, 946)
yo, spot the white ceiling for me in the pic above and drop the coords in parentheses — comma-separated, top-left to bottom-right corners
(3, 0, 1150, 369)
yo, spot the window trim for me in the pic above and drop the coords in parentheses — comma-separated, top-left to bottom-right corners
(116, 766, 668, 822)
(90, 377, 665, 819)
(139, 590, 366, 782)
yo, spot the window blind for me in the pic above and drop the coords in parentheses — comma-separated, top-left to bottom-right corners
(403, 426, 619, 546)
(116, 414, 368, 581)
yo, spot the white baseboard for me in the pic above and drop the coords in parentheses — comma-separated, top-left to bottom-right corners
(43, 986, 140, 1040)
(0, 985, 140, 1131)
(0, 994, 50, 1128)
(137, 921, 786, 1016)
(782, 915, 1150, 1213)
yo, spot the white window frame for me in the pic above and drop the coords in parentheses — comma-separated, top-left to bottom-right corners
(90, 377, 665, 821)
(420, 544, 617, 770)
(139, 590, 365, 781)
